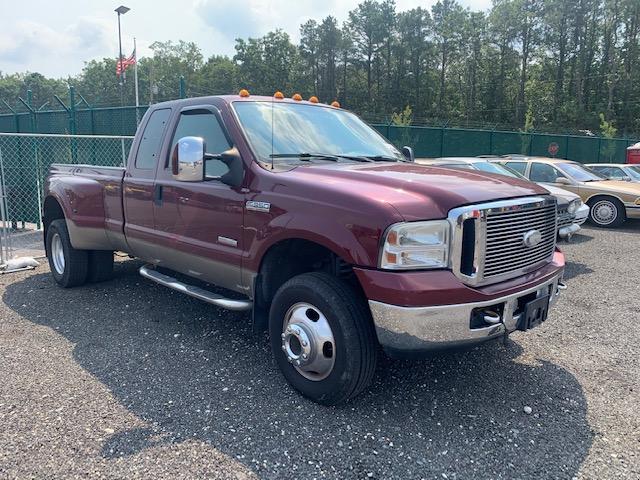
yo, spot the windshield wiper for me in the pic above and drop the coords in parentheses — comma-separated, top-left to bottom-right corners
(361, 155, 404, 162)
(270, 153, 373, 162)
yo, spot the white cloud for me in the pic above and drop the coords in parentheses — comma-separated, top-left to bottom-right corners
(0, 0, 493, 77)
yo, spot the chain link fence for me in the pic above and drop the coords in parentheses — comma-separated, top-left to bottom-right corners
(0, 133, 133, 264)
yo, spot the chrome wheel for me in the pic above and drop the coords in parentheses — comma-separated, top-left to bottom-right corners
(51, 232, 65, 275)
(591, 200, 617, 225)
(281, 302, 336, 381)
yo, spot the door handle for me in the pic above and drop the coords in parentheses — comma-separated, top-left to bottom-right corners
(154, 185, 163, 206)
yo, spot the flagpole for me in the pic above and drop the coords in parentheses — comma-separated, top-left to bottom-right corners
(134, 37, 140, 125)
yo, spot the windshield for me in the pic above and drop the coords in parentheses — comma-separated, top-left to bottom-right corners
(473, 161, 522, 179)
(233, 101, 404, 165)
(557, 162, 606, 182)
(625, 166, 640, 180)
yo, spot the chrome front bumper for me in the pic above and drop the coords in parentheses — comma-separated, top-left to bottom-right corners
(559, 223, 580, 238)
(369, 272, 565, 356)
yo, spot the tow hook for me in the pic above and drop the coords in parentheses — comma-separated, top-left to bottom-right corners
(482, 310, 501, 325)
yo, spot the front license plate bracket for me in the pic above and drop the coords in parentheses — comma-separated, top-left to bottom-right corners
(517, 294, 550, 331)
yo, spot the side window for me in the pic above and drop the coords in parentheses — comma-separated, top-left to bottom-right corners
(504, 162, 527, 175)
(170, 111, 232, 177)
(530, 163, 564, 183)
(135, 108, 171, 169)
(608, 167, 626, 180)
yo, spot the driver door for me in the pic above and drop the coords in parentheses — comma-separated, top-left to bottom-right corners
(152, 106, 245, 293)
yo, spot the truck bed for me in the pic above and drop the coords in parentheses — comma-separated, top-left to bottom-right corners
(47, 164, 127, 252)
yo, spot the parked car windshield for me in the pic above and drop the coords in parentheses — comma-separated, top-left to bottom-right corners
(557, 162, 606, 182)
(233, 101, 404, 165)
(472, 161, 522, 178)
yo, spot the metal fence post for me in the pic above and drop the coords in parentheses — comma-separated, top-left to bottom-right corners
(179, 76, 186, 99)
(69, 86, 77, 135)
(489, 127, 494, 155)
(440, 123, 446, 157)
(597, 136, 602, 163)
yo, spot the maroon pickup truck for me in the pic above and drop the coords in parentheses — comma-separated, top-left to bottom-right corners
(43, 93, 566, 405)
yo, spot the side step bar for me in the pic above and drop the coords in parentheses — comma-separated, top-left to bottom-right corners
(139, 264, 253, 312)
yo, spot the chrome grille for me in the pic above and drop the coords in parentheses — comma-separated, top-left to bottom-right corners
(484, 203, 557, 279)
(557, 207, 574, 229)
(449, 196, 558, 286)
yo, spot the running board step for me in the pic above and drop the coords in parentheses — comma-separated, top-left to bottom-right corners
(139, 265, 252, 312)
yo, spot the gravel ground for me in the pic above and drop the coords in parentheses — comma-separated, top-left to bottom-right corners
(0, 221, 638, 479)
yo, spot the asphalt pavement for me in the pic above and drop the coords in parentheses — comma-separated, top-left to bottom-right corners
(1, 222, 638, 479)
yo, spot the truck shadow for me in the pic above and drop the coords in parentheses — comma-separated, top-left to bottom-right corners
(3, 261, 593, 479)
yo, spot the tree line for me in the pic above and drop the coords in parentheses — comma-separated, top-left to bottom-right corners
(1, 0, 639, 135)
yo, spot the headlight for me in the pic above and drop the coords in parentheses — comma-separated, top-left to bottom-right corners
(380, 220, 450, 270)
(567, 198, 581, 214)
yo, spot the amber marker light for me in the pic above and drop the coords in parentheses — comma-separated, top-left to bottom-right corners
(239, 89, 250, 97)
(309, 96, 319, 103)
(292, 93, 303, 101)
(331, 100, 341, 108)
(274, 91, 284, 99)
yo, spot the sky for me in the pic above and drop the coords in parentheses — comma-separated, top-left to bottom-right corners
(0, 0, 492, 78)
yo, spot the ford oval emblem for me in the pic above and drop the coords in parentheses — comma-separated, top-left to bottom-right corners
(523, 229, 543, 248)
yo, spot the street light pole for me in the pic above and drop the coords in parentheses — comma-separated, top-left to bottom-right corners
(115, 5, 130, 109)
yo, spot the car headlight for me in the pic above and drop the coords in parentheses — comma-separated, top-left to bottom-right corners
(380, 220, 450, 270)
(567, 198, 581, 214)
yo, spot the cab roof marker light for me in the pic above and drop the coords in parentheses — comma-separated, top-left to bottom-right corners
(309, 96, 319, 103)
(239, 89, 250, 97)
(274, 91, 284, 99)
(292, 93, 303, 101)
(331, 100, 341, 108)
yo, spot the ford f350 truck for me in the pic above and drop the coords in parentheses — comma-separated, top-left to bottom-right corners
(43, 93, 566, 405)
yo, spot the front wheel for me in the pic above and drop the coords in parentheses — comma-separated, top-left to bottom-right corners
(588, 197, 625, 228)
(269, 272, 378, 405)
(46, 219, 88, 288)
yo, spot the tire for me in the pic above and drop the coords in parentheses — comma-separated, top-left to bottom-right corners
(88, 250, 114, 283)
(588, 197, 625, 228)
(269, 272, 377, 406)
(45, 219, 88, 288)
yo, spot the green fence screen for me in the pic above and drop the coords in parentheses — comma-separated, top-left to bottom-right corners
(1, 105, 638, 164)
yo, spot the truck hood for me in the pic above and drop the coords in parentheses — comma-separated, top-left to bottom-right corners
(286, 162, 549, 221)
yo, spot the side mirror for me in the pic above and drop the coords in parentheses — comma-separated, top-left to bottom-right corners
(401, 146, 415, 162)
(555, 177, 572, 185)
(172, 136, 205, 182)
(219, 146, 244, 188)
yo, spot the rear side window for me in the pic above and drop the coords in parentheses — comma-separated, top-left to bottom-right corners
(530, 163, 564, 183)
(504, 162, 527, 175)
(170, 111, 231, 177)
(135, 108, 171, 169)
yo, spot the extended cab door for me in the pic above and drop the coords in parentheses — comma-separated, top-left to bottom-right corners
(152, 106, 246, 293)
(123, 107, 172, 260)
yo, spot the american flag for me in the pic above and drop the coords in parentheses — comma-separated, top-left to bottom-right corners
(116, 49, 136, 76)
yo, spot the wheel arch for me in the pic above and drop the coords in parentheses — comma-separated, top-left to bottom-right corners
(252, 237, 367, 331)
(42, 194, 68, 254)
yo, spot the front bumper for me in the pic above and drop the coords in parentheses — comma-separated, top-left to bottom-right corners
(558, 223, 580, 238)
(366, 267, 565, 356)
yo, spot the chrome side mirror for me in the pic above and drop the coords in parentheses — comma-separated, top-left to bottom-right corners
(555, 177, 572, 185)
(172, 136, 205, 182)
(401, 146, 415, 162)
